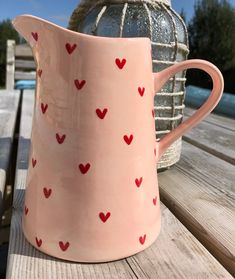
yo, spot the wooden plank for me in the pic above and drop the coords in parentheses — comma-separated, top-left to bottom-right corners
(6, 40, 16, 91)
(6, 91, 232, 278)
(126, 204, 233, 279)
(15, 71, 36, 81)
(15, 60, 35, 70)
(15, 45, 33, 58)
(0, 90, 20, 218)
(159, 141, 235, 277)
(184, 107, 235, 132)
(182, 111, 235, 165)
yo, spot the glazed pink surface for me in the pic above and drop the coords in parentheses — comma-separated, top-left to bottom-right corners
(13, 15, 224, 262)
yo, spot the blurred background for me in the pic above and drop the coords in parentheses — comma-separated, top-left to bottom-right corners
(0, 0, 235, 93)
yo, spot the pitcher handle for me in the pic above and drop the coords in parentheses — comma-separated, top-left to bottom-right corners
(153, 59, 224, 159)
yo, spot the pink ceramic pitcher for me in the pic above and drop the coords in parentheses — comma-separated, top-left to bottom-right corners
(13, 15, 224, 263)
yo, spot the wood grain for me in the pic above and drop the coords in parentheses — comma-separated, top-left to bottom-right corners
(0, 90, 20, 218)
(6, 41, 35, 90)
(6, 91, 233, 278)
(15, 44, 33, 58)
(15, 71, 36, 81)
(6, 41, 16, 91)
(126, 203, 233, 279)
(15, 60, 35, 70)
(183, 109, 235, 165)
(184, 107, 235, 132)
(159, 141, 235, 276)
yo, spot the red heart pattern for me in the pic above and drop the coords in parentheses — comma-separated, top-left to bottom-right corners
(74, 79, 86, 90)
(135, 177, 143, 188)
(138, 87, 145, 97)
(65, 43, 77, 54)
(28, 36, 160, 254)
(32, 158, 37, 168)
(153, 196, 157, 206)
(56, 133, 66, 144)
(43, 187, 52, 199)
(41, 103, 48, 114)
(96, 108, 108, 119)
(123, 134, 133, 145)
(24, 206, 29, 215)
(99, 212, 111, 223)
(38, 69, 42, 77)
(139, 234, 146, 245)
(36, 237, 42, 247)
(59, 241, 70, 251)
(115, 58, 126, 69)
(31, 32, 38, 41)
(79, 163, 91, 174)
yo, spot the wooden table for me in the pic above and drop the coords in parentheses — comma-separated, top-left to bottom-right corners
(1, 90, 234, 278)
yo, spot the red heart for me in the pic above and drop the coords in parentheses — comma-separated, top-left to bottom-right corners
(32, 158, 37, 168)
(96, 108, 108, 119)
(65, 43, 77, 54)
(59, 241, 70, 251)
(135, 177, 143, 188)
(35, 237, 42, 247)
(138, 87, 145, 97)
(43, 187, 52, 199)
(115, 58, 126, 69)
(31, 32, 38, 41)
(41, 103, 48, 114)
(74, 79, 86, 90)
(38, 69, 42, 77)
(152, 109, 155, 118)
(56, 133, 66, 144)
(139, 234, 146, 245)
(123, 134, 133, 145)
(99, 212, 111, 223)
(153, 196, 157, 206)
(79, 163, 90, 174)
(24, 206, 29, 215)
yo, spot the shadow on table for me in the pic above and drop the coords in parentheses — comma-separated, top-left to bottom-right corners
(0, 137, 14, 171)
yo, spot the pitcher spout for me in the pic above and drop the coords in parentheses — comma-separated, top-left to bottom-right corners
(12, 15, 44, 47)
(12, 14, 77, 72)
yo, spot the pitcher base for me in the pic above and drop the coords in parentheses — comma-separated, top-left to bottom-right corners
(22, 223, 161, 263)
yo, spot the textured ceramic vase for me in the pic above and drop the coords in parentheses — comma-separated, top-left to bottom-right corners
(12, 15, 223, 262)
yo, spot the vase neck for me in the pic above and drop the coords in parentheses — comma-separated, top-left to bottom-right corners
(113, 0, 171, 5)
(80, 0, 171, 7)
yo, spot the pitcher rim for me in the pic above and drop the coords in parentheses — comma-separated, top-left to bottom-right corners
(12, 14, 152, 43)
